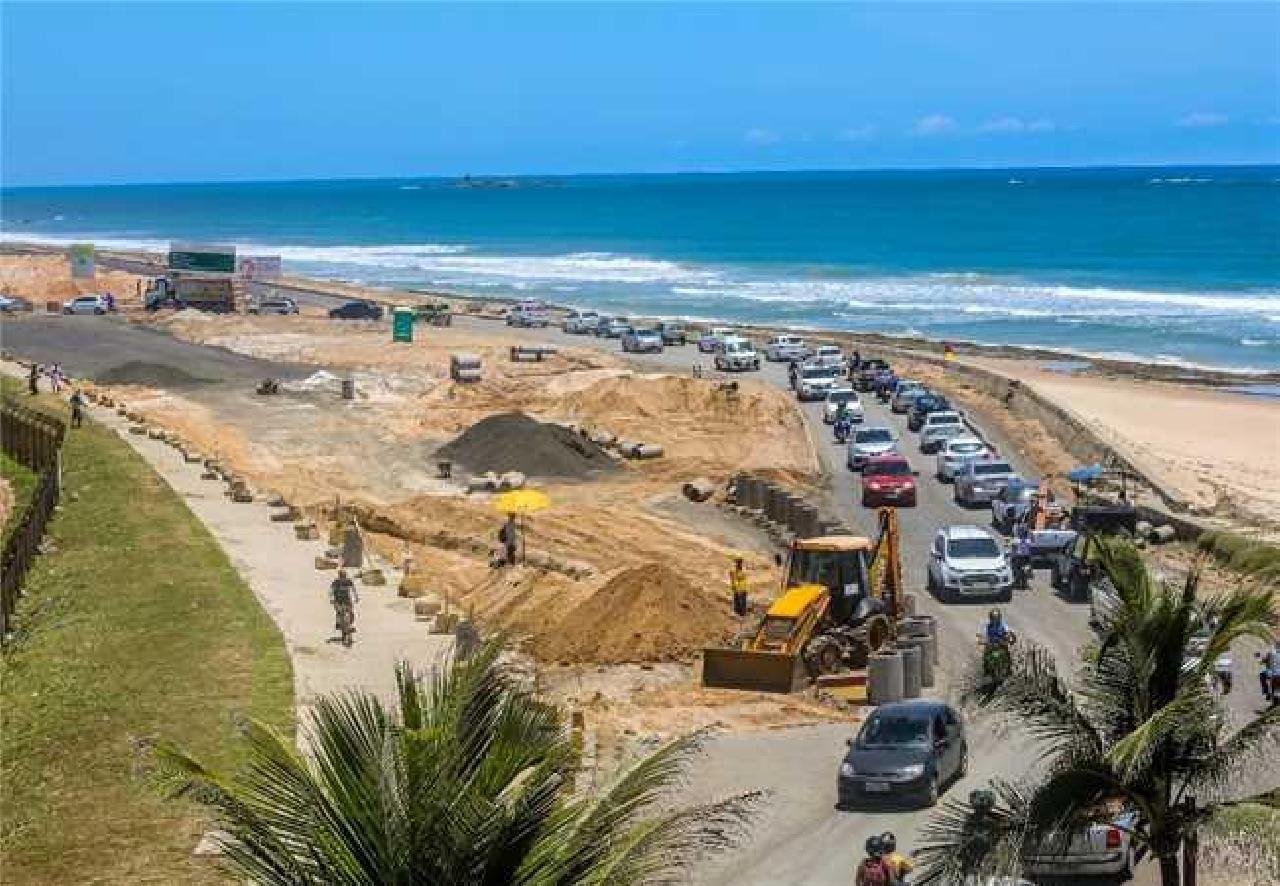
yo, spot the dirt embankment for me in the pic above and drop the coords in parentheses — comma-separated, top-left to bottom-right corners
(0, 254, 147, 309)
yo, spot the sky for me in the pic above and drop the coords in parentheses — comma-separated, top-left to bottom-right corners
(2, 2, 1278, 186)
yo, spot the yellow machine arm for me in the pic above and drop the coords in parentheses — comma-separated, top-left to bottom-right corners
(866, 507, 903, 626)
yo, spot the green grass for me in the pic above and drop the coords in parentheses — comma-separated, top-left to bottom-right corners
(1197, 529, 1280, 583)
(0, 449, 37, 545)
(0, 387, 293, 884)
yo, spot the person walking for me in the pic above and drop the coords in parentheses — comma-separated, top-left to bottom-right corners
(1012, 525, 1032, 590)
(69, 389, 87, 428)
(48, 362, 65, 393)
(498, 514, 520, 566)
(27, 362, 40, 395)
(329, 569, 359, 640)
(730, 556, 749, 617)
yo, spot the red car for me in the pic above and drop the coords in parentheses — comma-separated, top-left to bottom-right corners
(861, 455, 918, 507)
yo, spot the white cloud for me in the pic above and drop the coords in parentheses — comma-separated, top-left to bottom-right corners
(977, 116, 1058, 134)
(744, 127, 781, 145)
(912, 114, 957, 136)
(836, 124, 878, 142)
(1177, 111, 1229, 128)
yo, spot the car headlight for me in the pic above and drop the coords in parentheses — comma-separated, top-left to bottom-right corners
(898, 764, 925, 778)
(840, 762, 855, 778)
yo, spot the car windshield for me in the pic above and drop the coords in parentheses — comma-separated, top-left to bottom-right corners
(948, 537, 1001, 558)
(828, 391, 856, 403)
(859, 714, 930, 747)
(930, 415, 962, 425)
(973, 462, 1014, 476)
(870, 461, 912, 476)
(802, 367, 834, 379)
(1010, 485, 1039, 501)
(948, 441, 986, 455)
(856, 429, 893, 444)
(726, 342, 751, 352)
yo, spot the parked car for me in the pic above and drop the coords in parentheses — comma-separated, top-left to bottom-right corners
(562, 309, 599, 334)
(854, 358, 891, 391)
(764, 334, 811, 362)
(927, 524, 1014, 602)
(507, 305, 549, 328)
(990, 480, 1041, 534)
(918, 411, 967, 454)
(907, 392, 953, 432)
(250, 297, 298, 315)
(861, 455, 918, 507)
(795, 363, 842, 401)
(0, 295, 33, 314)
(62, 294, 108, 315)
(597, 316, 630, 338)
(890, 381, 926, 413)
(936, 436, 991, 482)
(328, 299, 383, 320)
(621, 327, 664, 354)
(847, 426, 898, 471)
(656, 320, 687, 345)
(810, 344, 845, 371)
(837, 700, 968, 808)
(1021, 812, 1137, 882)
(954, 459, 1019, 508)
(698, 326, 734, 352)
(714, 336, 761, 371)
(822, 387, 864, 424)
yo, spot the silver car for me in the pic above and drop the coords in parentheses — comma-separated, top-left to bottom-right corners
(918, 411, 966, 453)
(847, 426, 898, 471)
(890, 382, 926, 413)
(953, 459, 1019, 507)
(936, 436, 990, 482)
(62, 294, 108, 315)
(621, 328, 664, 353)
(1022, 813, 1137, 881)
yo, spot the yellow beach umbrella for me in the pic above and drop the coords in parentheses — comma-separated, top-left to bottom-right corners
(492, 488, 551, 565)
(492, 488, 551, 515)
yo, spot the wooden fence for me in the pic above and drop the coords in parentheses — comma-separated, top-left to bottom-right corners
(1, 399, 66, 640)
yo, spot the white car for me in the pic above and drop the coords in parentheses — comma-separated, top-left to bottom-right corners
(795, 363, 841, 401)
(810, 344, 845, 371)
(562, 310, 598, 333)
(822, 388, 864, 423)
(936, 436, 991, 481)
(714, 336, 761, 371)
(62, 294, 108, 315)
(250, 297, 298, 315)
(764, 334, 811, 362)
(918, 410, 967, 453)
(927, 525, 1014, 603)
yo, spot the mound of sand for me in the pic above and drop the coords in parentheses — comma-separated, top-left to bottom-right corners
(95, 361, 214, 388)
(531, 563, 734, 664)
(438, 412, 618, 480)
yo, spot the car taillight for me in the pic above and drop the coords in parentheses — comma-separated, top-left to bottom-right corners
(1104, 827, 1122, 849)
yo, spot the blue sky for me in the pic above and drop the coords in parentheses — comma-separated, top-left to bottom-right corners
(3, 2, 1278, 185)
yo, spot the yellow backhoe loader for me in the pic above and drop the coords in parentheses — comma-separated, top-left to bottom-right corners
(702, 507, 905, 693)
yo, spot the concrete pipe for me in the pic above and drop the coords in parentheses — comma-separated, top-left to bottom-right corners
(900, 615, 939, 664)
(898, 643, 922, 699)
(899, 635, 935, 689)
(868, 649, 904, 706)
(766, 485, 788, 523)
(741, 475, 762, 511)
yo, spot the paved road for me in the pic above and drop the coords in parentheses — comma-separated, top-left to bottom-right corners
(0, 313, 313, 385)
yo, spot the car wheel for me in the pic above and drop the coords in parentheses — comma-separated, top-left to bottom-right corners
(998, 587, 1014, 603)
(1050, 563, 1063, 590)
(922, 774, 940, 808)
(861, 494, 871, 508)
(926, 569, 938, 594)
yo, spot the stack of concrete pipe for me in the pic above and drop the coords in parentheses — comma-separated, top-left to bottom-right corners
(868, 649, 905, 705)
(897, 635, 934, 689)
(900, 615, 939, 665)
(898, 643, 922, 699)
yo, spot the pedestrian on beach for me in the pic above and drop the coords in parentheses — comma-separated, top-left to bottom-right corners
(1012, 524, 1032, 590)
(48, 362, 65, 393)
(69, 389, 87, 428)
(27, 363, 40, 395)
(498, 514, 520, 566)
(730, 556, 749, 616)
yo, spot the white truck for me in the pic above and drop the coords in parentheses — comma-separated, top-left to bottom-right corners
(763, 334, 811, 362)
(714, 336, 761, 372)
(794, 363, 842, 401)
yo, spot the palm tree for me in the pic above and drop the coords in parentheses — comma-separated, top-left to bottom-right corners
(160, 642, 761, 884)
(913, 541, 1279, 886)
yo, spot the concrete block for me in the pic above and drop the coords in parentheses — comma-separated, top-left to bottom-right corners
(184, 451, 203, 463)
(413, 599, 441, 617)
(294, 523, 319, 540)
(635, 443, 664, 459)
(147, 428, 165, 439)
(266, 493, 288, 507)
(683, 478, 716, 502)
(360, 568, 386, 586)
(230, 488, 254, 503)
(129, 425, 147, 435)
(431, 613, 459, 635)
(270, 509, 298, 523)
(314, 555, 340, 570)
(116, 407, 128, 417)
(200, 470, 218, 480)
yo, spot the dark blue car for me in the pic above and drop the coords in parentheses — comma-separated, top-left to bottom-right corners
(837, 700, 968, 808)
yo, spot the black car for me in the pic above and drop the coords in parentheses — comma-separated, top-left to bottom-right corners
(837, 700, 968, 809)
(907, 393, 952, 432)
(329, 300, 384, 320)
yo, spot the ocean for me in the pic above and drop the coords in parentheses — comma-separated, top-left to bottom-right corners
(3, 167, 1278, 371)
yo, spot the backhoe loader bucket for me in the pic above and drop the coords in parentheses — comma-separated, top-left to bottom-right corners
(701, 647, 807, 693)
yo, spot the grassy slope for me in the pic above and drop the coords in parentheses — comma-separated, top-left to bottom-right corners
(1, 450, 37, 544)
(0, 387, 293, 884)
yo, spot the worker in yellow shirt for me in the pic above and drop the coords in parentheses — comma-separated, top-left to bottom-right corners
(881, 831, 913, 883)
(730, 557, 749, 617)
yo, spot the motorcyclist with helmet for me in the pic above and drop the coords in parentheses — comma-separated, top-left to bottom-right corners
(980, 608, 1016, 683)
(880, 832, 913, 883)
(834, 403, 853, 443)
(855, 835, 898, 885)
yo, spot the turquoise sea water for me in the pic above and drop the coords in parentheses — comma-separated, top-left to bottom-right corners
(3, 167, 1278, 370)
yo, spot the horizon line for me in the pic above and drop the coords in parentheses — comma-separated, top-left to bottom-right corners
(4, 159, 1279, 191)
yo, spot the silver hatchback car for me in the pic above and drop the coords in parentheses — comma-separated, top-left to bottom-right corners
(953, 459, 1019, 507)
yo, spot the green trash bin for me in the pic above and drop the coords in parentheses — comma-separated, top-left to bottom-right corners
(392, 307, 415, 343)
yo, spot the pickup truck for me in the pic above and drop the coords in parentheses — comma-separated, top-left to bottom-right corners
(714, 337, 761, 372)
(794, 363, 842, 401)
(764, 334, 811, 362)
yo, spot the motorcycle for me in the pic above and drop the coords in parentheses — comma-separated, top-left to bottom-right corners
(979, 631, 1017, 685)
(834, 417, 852, 444)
